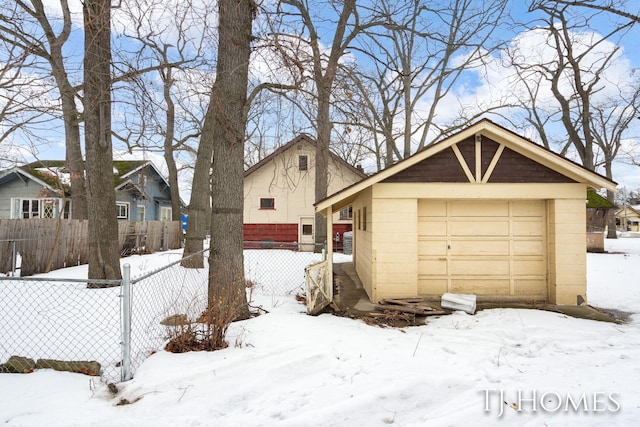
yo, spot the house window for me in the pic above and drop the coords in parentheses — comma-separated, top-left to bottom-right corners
(299, 155, 308, 171)
(116, 202, 129, 220)
(357, 209, 361, 230)
(13, 198, 68, 219)
(302, 224, 313, 235)
(160, 206, 172, 221)
(62, 200, 71, 219)
(21, 199, 39, 218)
(260, 198, 275, 209)
(42, 199, 56, 218)
(136, 205, 145, 221)
(363, 207, 367, 231)
(340, 206, 352, 220)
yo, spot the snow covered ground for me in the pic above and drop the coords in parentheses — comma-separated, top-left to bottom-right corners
(1, 237, 640, 426)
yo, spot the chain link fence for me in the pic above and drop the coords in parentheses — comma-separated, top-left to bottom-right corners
(0, 243, 331, 383)
(244, 241, 325, 296)
(0, 276, 122, 380)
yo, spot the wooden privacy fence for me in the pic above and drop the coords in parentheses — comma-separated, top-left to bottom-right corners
(0, 219, 182, 276)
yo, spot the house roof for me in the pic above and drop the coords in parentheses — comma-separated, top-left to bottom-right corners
(114, 160, 170, 192)
(316, 119, 617, 214)
(0, 163, 69, 195)
(587, 190, 616, 209)
(615, 205, 640, 217)
(0, 160, 170, 195)
(244, 134, 368, 179)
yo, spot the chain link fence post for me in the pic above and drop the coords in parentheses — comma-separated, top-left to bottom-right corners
(121, 263, 132, 382)
(11, 240, 17, 276)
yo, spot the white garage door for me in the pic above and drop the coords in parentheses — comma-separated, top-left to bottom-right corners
(418, 200, 547, 301)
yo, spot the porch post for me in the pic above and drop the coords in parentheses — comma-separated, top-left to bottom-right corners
(325, 207, 333, 301)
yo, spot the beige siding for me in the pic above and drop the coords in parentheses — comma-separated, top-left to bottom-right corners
(548, 195, 588, 305)
(244, 139, 362, 227)
(374, 182, 588, 200)
(417, 199, 547, 301)
(353, 188, 374, 299)
(370, 198, 418, 302)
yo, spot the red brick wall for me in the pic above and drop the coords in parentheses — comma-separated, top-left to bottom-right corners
(243, 223, 352, 251)
(244, 223, 297, 243)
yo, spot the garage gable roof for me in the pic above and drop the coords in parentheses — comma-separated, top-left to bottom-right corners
(316, 119, 617, 213)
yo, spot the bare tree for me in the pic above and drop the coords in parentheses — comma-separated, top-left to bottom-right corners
(83, 0, 121, 281)
(509, 3, 640, 237)
(348, 0, 508, 168)
(529, 0, 640, 25)
(0, 39, 50, 163)
(276, 0, 396, 246)
(0, 0, 87, 219)
(113, 0, 217, 222)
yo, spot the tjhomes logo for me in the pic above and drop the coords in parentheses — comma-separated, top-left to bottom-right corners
(479, 389, 621, 417)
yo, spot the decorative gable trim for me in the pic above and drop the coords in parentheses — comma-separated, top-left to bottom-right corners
(316, 119, 616, 214)
(381, 134, 577, 185)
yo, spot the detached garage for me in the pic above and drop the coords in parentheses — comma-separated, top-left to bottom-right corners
(316, 119, 616, 306)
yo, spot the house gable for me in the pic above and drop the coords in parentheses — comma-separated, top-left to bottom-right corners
(381, 135, 577, 185)
(243, 134, 366, 244)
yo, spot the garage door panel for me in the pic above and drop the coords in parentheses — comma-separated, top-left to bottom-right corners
(512, 200, 545, 216)
(418, 278, 447, 295)
(451, 279, 510, 295)
(450, 240, 509, 256)
(418, 200, 447, 216)
(513, 221, 544, 236)
(513, 240, 544, 255)
(418, 220, 447, 236)
(449, 201, 508, 217)
(451, 259, 510, 275)
(514, 279, 547, 296)
(450, 221, 509, 237)
(513, 259, 546, 275)
(418, 240, 448, 255)
(419, 259, 447, 274)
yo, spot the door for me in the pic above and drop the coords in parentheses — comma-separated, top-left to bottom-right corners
(418, 200, 547, 300)
(299, 217, 314, 252)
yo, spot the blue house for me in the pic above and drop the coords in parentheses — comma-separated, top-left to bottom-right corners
(0, 160, 176, 221)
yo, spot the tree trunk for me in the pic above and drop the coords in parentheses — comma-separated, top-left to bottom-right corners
(162, 66, 182, 222)
(206, 0, 254, 319)
(314, 82, 331, 250)
(181, 110, 214, 268)
(83, 0, 121, 283)
(51, 64, 87, 220)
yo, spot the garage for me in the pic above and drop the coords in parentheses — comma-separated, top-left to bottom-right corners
(316, 119, 617, 306)
(418, 200, 547, 301)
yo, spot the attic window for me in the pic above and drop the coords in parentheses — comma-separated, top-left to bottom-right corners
(299, 155, 308, 171)
(260, 198, 275, 210)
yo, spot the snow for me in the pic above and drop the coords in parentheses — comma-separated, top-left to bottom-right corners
(2, 239, 640, 426)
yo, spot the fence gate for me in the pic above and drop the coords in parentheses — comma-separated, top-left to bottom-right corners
(304, 260, 332, 315)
